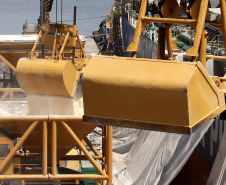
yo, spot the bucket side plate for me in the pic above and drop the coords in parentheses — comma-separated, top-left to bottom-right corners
(83, 56, 225, 134)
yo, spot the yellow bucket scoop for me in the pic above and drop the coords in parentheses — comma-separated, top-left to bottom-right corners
(83, 55, 225, 134)
(17, 58, 79, 97)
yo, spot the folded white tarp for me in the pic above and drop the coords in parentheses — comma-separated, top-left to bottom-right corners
(113, 120, 213, 185)
(207, 129, 226, 185)
(0, 105, 215, 184)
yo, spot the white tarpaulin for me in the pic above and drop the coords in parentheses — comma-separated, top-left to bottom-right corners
(0, 105, 216, 184)
(207, 129, 226, 185)
(113, 120, 214, 185)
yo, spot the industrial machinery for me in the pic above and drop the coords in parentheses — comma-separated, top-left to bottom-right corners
(0, 1, 113, 185)
(0, 0, 226, 184)
(83, 0, 226, 134)
(0, 22, 113, 185)
(17, 23, 87, 97)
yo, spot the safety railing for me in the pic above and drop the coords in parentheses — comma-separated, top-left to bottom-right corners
(0, 88, 22, 101)
(208, 34, 224, 48)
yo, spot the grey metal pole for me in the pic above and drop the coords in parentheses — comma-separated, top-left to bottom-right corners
(61, 0, 63, 24)
(72, 6, 77, 64)
(40, 0, 45, 58)
(73, 6, 77, 25)
(40, 0, 44, 25)
(56, 0, 58, 23)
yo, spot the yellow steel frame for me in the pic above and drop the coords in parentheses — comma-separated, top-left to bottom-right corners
(0, 88, 22, 101)
(30, 23, 86, 63)
(0, 116, 113, 185)
(127, 0, 226, 65)
(0, 55, 16, 72)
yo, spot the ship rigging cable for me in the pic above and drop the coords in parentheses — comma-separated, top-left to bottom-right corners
(62, 16, 108, 22)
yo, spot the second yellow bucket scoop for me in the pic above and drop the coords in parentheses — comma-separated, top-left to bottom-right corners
(16, 23, 86, 97)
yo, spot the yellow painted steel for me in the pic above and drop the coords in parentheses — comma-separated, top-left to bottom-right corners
(83, 56, 225, 134)
(16, 23, 86, 97)
(0, 116, 97, 161)
(16, 58, 79, 97)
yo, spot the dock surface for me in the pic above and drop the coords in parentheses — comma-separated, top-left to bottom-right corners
(84, 37, 99, 58)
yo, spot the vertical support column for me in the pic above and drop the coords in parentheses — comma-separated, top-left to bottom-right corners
(199, 30, 208, 67)
(186, 0, 209, 58)
(9, 90, 13, 101)
(42, 45, 45, 59)
(42, 121, 48, 176)
(102, 126, 107, 169)
(126, 0, 148, 58)
(60, 121, 105, 175)
(102, 126, 107, 185)
(10, 69, 13, 87)
(220, 0, 226, 53)
(56, 0, 58, 23)
(73, 6, 77, 63)
(52, 38, 57, 59)
(165, 24, 174, 60)
(73, 6, 77, 25)
(40, 0, 45, 24)
(52, 121, 57, 176)
(84, 137, 102, 157)
(76, 31, 87, 58)
(157, 27, 166, 60)
(31, 30, 42, 57)
(61, 0, 63, 24)
(59, 32, 70, 60)
(106, 126, 113, 185)
(40, 0, 45, 58)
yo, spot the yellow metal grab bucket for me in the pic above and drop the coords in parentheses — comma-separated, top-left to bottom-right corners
(16, 58, 79, 97)
(83, 56, 225, 134)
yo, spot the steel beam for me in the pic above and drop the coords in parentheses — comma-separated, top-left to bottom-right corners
(42, 121, 48, 176)
(60, 121, 105, 176)
(157, 27, 166, 60)
(62, 155, 102, 161)
(106, 126, 113, 185)
(141, 17, 197, 24)
(126, 0, 147, 57)
(165, 24, 174, 60)
(199, 30, 208, 67)
(102, 126, 107, 185)
(0, 55, 16, 72)
(220, 0, 226, 54)
(30, 30, 42, 58)
(84, 137, 102, 157)
(0, 174, 109, 181)
(0, 116, 83, 123)
(0, 121, 39, 174)
(187, 0, 209, 58)
(52, 121, 57, 176)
